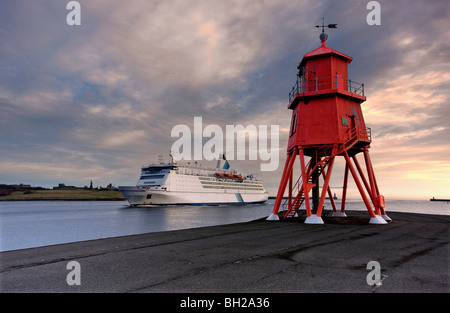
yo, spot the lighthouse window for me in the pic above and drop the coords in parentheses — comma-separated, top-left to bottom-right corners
(341, 117, 349, 126)
(290, 113, 298, 136)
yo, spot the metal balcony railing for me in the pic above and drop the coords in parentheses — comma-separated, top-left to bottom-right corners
(289, 75, 365, 104)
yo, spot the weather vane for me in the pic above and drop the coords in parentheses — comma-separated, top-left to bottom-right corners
(315, 17, 337, 33)
(315, 18, 337, 42)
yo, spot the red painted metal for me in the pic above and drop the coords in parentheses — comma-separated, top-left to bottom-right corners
(270, 33, 388, 224)
(298, 148, 313, 217)
(316, 156, 335, 217)
(352, 154, 380, 215)
(378, 195, 385, 209)
(272, 149, 297, 215)
(272, 153, 291, 214)
(343, 151, 376, 218)
(288, 169, 293, 209)
(340, 163, 349, 214)
(320, 168, 337, 213)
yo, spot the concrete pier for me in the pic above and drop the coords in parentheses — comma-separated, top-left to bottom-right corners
(0, 211, 448, 293)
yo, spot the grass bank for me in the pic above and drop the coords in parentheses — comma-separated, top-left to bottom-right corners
(0, 189, 125, 201)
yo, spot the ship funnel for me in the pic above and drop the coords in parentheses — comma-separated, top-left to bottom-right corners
(216, 154, 230, 169)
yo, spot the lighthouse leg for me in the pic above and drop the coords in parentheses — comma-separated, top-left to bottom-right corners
(297, 149, 319, 223)
(343, 151, 386, 224)
(316, 157, 335, 218)
(363, 149, 391, 221)
(352, 155, 380, 216)
(267, 149, 298, 221)
(337, 163, 349, 217)
(303, 150, 323, 224)
(288, 169, 293, 210)
(267, 153, 290, 220)
(319, 162, 340, 216)
(372, 171, 389, 219)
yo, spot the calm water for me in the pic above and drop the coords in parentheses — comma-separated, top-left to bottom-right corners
(0, 199, 449, 252)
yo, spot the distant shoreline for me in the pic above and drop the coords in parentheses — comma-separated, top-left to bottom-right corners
(430, 198, 450, 202)
(0, 198, 126, 201)
(0, 189, 125, 201)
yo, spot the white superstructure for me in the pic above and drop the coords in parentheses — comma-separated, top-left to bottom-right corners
(119, 156, 268, 206)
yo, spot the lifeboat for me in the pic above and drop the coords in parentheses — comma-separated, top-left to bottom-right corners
(233, 174, 243, 179)
(215, 173, 224, 177)
(223, 173, 233, 178)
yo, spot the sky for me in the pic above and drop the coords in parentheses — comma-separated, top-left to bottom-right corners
(1, 0, 449, 200)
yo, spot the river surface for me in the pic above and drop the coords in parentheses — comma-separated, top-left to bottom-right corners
(1, 199, 449, 252)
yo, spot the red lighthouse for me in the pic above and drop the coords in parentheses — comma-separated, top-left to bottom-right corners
(268, 25, 391, 224)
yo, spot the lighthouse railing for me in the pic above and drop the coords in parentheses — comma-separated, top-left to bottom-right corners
(289, 76, 365, 103)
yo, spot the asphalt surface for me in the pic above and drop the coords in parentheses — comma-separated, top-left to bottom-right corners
(0, 210, 448, 293)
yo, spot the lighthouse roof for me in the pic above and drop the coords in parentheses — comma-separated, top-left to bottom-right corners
(300, 40, 352, 66)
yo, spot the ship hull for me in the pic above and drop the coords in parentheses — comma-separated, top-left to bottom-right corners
(119, 186, 268, 206)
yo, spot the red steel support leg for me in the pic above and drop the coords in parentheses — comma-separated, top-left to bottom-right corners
(323, 173, 338, 213)
(361, 150, 380, 216)
(268, 149, 298, 220)
(352, 155, 380, 216)
(363, 149, 391, 221)
(341, 163, 349, 214)
(343, 151, 386, 224)
(272, 152, 292, 213)
(288, 168, 293, 209)
(371, 172, 387, 216)
(363, 149, 377, 199)
(299, 148, 313, 219)
(327, 186, 337, 213)
(303, 150, 324, 224)
(320, 161, 338, 214)
(372, 170, 388, 216)
(373, 178, 384, 214)
(316, 157, 335, 217)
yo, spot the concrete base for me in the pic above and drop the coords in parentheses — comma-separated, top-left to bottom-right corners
(382, 214, 392, 222)
(332, 211, 347, 217)
(304, 214, 324, 224)
(266, 213, 279, 221)
(369, 215, 388, 224)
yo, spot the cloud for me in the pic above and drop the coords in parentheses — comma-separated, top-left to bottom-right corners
(92, 0, 266, 87)
(365, 71, 449, 128)
(0, 0, 449, 199)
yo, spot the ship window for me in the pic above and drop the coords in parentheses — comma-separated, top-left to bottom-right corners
(140, 175, 165, 179)
(142, 167, 172, 174)
(146, 194, 152, 199)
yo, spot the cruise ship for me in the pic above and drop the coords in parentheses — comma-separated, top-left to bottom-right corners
(118, 155, 268, 206)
